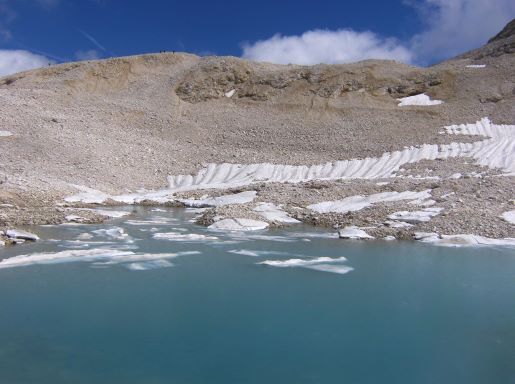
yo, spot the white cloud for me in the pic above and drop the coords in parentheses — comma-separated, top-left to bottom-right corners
(409, 0, 515, 63)
(241, 0, 515, 66)
(242, 29, 413, 65)
(0, 49, 53, 77)
(75, 49, 100, 61)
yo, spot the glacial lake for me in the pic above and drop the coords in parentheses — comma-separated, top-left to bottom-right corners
(0, 207, 514, 384)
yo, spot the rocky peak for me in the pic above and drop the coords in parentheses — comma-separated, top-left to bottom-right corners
(488, 18, 515, 43)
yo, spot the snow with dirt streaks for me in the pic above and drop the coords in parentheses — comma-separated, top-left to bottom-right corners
(253, 203, 300, 223)
(179, 191, 257, 207)
(388, 207, 443, 223)
(208, 218, 269, 231)
(308, 190, 431, 214)
(65, 118, 515, 203)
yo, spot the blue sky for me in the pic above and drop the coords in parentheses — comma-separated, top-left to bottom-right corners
(0, 0, 514, 76)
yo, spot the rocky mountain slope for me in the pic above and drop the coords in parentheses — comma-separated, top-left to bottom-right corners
(0, 20, 513, 241)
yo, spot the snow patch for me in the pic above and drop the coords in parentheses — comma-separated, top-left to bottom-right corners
(466, 64, 486, 68)
(308, 190, 431, 213)
(388, 207, 443, 223)
(208, 218, 269, 231)
(0, 131, 13, 137)
(253, 202, 300, 223)
(225, 89, 236, 98)
(383, 220, 413, 228)
(179, 191, 257, 207)
(501, 210, 515, 225)
(397, 93, 443, 106)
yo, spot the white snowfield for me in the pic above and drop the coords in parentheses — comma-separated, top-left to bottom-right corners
(397, 93, 443, 106)
(415, 232, 515, 247)
(308, 190, 431, 214)
(166, 118, 515, 191)
(0, 131, 13, 137)
(65, 118, 515, 204)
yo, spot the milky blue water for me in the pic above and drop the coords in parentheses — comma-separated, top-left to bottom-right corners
(0, 207, 514, 384)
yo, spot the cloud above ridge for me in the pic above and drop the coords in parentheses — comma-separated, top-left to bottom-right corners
(242, 0, 515, 66)
(242, 29, 413, 65)
(0, 49, 53, 77)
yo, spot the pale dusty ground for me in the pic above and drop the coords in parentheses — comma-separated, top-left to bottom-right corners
(0, 22, 514, 243)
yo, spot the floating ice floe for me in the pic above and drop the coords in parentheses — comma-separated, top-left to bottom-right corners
(0, 249, 201, 269)
(397, 93, 443, 106)
(388, 207, 443, 223)
(5, 229, 39, 241)
(208, 218, 269, 231)
(501, 210, 515, 225)
(0, 131, 13, 137)
(126, 260, 174, 270)
(338, 226, 374, 240)
(308, 190, 431, 214)
(153, 232, 218, 241)
(64, 118, 515, 203)
(92, 226, 129, 240)
(179, 191, 257, 207)
(466, 64, 486, 68)
(228, 249, 261, 257)
(259, 256, 353, 274)
(253, 202, 300, 224)
(414, 232, 515, 247)
(228, 249, 299, 257)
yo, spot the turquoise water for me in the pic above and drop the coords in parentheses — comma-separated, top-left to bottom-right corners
(0, 207, 514, 383)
